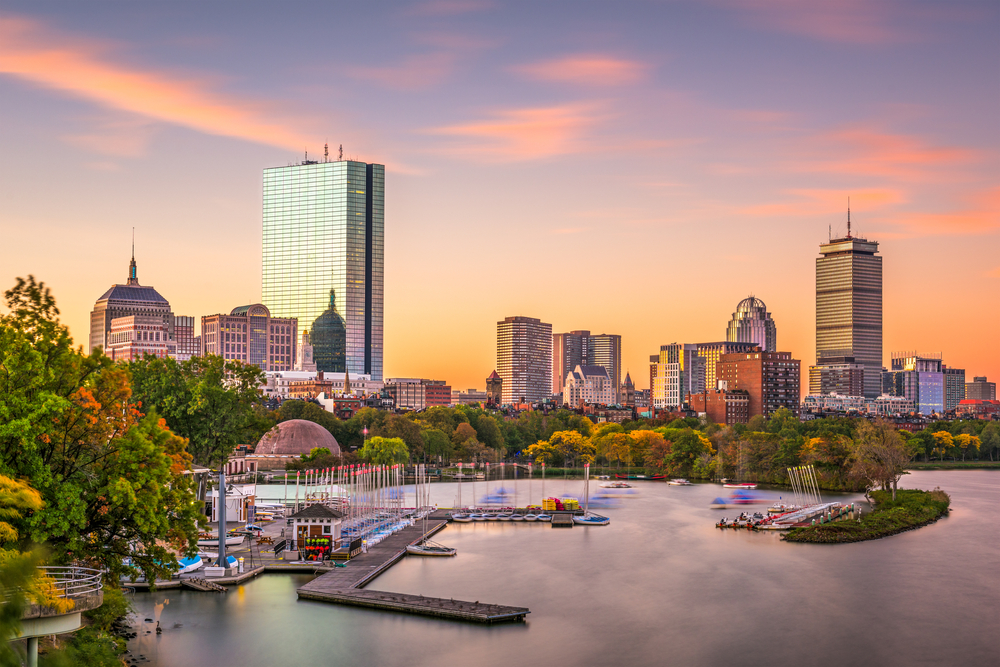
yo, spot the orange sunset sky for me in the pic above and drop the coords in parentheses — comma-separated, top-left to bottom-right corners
(1, 2, 997, 394)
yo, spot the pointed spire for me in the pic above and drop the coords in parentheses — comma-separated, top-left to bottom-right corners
(127, 228, 139, 285)
(344, 367, 351, 395)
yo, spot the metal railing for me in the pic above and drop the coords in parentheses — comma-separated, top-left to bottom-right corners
(37, 566, 103, 598)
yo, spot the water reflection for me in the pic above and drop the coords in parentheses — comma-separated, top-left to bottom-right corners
(130, 471, 998, 667)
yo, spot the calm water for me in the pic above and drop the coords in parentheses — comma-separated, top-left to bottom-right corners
(129, 471, 999, 666)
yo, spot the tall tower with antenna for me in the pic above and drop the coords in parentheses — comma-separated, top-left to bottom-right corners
(810, 207, 882, 398)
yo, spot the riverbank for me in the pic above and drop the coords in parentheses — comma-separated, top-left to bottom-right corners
(782, 488, 950, 543)
(906, 461, 1000, 470)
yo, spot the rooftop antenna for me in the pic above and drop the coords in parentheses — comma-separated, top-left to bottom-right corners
(131, 226, 135, 260)
(338, 144, 343, 161)
(847, 197, 852, 239)
(324, 143, 329, 162)
(304, 148, 308, 162)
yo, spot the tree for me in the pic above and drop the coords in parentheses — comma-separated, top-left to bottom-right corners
(358, 436, 409, 465)
(374, 414, 424, 457)
(129, 354, 268, 468)
(670, 429, 715, 476)
(850, 420, 911, 501)
(954, 434, 980, 461)
(548, 431, 595, 467)
(980, 423, 1000, 461)
(421, 428, 453, 462)
(523, 439, 562, 466)
(0, 277, 202, 583)
(277, 400, 339, 435)
(746, 415, 767, 433)
(931, 431, 954, 461)
(474, 414, 504, 451)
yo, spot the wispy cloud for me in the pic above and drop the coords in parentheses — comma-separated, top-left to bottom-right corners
(799, 126, 980, 180)
(880, 187, 1000, 236)
(728, 0, 914, 45)
(738, 188, 906, 218)
(62, 115, 158, 157)
(0, 15, 312, 149)
(406, 0, 493, 17)
(514, 54, 649, 86)
(347, 53, 457, 90)
(429, 104, 604, 161)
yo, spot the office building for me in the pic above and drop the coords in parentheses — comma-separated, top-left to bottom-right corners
(385, 378, 452, 411)
(943, 366, 965, 411)
(201, 304, 297, 371)
(90, 251, 174, 354)
(811, 217, 882, 398)
(552, 331, 622, 402)
(696, 341, 759, 393)
(173, 316, 200, 361)
(718, 350, 801, 418)
(807, 363, 865, 397)
(966, 376, 996, 401)
(104, 315, 170, 362)
(452, 389, 488, 406)
(564, 365, 615, 407)
(881, 352, 944, 415)
(726, 296, 777, 352)
(649, 343, 705, 410)
(801, 393, 915, 416)
(497, 316, 552, 404)
(262, 157, 384, 379)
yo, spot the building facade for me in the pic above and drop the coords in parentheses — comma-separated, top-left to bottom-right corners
(718, 350, 801, 418)
(563, 365, 615, 407)
(966, 376, 996, 401)
(689, 388, 751, 425)
(552, 331, 622, 402)
(452, 389, 488, 406)
(201, 304, 297, 371)
(262, 158, 384, 379)
(384, 378, 452, 411)
(104, 315, 170, 362)
(811, 224, 883, 398)
(90, 253, 174, 354)
(173, 315, 200, 361)
(696, 341, 759, 393)
(801, 393, 915, 416)
(295, 330, 317, 372)
(881, 353, 945, 415)
(485, 371, 503, 407)
(620, 372, 636, 407)
(807, 363, 865, 398)
(943, 366, 966, 411)
(650, 343, 705, 410)
(725, 296, 777, 352)
(497, 316, 552, 404)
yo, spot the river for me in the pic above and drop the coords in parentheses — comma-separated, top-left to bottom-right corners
(128, 470, 998, 666)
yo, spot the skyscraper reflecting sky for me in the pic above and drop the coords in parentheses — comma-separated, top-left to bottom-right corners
(262, 159, 384, 379)
(726, 296, 777, 352)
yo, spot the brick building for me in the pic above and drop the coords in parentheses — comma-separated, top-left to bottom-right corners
(688, 388, 751, 425)
(718, 351, 801, 418)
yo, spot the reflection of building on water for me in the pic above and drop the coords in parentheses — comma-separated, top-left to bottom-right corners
(312, 290, 347, 372)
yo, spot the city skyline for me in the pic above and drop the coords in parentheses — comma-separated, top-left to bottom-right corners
(1, 3, 997, 392)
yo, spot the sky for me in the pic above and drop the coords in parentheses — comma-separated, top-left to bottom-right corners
(1, 1, 998, 393)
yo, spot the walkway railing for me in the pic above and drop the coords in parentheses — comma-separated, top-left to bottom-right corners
(36, 566, 103, 599)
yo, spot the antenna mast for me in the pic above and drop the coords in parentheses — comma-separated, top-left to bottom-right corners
(338, 144, 343, 161)
(324, 143, 329, 162)
(847, 197, 852, 239)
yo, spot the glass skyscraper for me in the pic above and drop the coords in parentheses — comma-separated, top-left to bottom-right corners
(726, 296, 776, 352)
(262, 159, 384, 380)
(811, 226, 882, 398)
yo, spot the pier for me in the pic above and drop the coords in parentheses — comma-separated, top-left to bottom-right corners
(297, 511, 529, 623)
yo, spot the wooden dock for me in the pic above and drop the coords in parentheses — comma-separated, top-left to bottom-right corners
(181, 577, 227, 592)
(297, 517, 529, 624)
(551, 514, 574, 528)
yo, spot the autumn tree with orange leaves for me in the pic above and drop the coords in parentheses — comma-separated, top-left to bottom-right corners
(0, 276, 201, 583)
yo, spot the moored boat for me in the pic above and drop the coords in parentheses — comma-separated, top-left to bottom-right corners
(470, 513, 485, 521)
(176, 556, 203, 575)
(483, 513, 498, 521)
(451, 512, 472, 522)
(668, 479, 692, 486)
(600, 481, 633, 489)
(406, 543, 457, 556)
(536, 514, 552, 522)
(723, 482, 758, 490)
(510, 514, 524, 521)
(615, 474, 666, 480)
(523, 514, 538, 522)
(197, 534, 245, 548)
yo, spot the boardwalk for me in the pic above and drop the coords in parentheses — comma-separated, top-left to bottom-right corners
(298, 516, 530, 624)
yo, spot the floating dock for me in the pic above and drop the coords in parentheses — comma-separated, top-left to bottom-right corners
(297, 513, 530, 624)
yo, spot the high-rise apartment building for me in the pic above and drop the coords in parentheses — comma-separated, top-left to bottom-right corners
(649, 343, 705, 410)
(385, 378, 452, 411)
(90, 252, 174, 354)
(552, 330, 622, 402)
(201, 304, 297, 371)
(966, 376, 996, 401)
(811, 219, 882, 398)
(726, 296, 776, 352)
(262, 158, 384, 380)
(696, 341, 759, 392)
(563, 365, 615, 407)
(943, 366, 966, 411)
(497, 316, 552, 404)
(718, 350, 801, 418)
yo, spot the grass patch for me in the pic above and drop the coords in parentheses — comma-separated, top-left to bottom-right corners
(906, 461, 1000, 470)
(782, 488, 950, 544)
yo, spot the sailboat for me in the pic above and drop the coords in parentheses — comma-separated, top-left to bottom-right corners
(573, 463, 611, 526)
(451, 462, 471, 522)
(407, 463, 457, 556)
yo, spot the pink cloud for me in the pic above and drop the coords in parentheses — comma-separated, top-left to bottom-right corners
(880, 187, 1000, 236)
(347, 53, 457, 90)
(737, 188, 906, 218)
(429, 104, 604, 161)
(514, 54, 649, 86)
(728, 0, 914, 45)
(0, 15, 313, 149)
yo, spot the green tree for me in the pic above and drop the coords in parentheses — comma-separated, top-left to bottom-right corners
(277, 400, 339, 435)
(129, 354, 267, 468)
(421, 428, 453, 462)
(980, 423, 1000, 461)
(0, 277, 202, 583)
(358, 436, 409, 465)
(850, 420, 911, 500)
(474, 414, 504, 451)
(374, 414, 424, 457)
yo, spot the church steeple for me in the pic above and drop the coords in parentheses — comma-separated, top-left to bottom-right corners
(127, 229, 139, 285)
